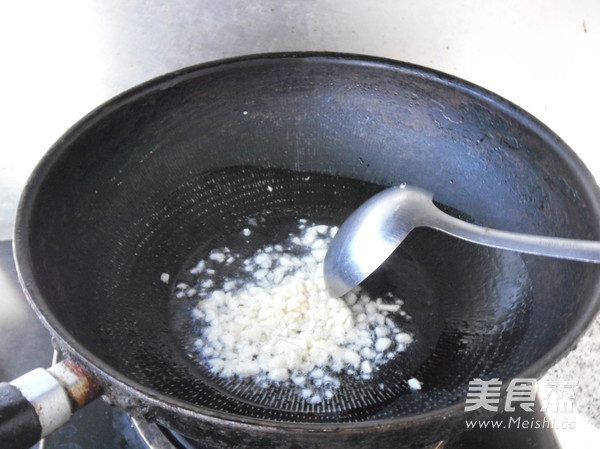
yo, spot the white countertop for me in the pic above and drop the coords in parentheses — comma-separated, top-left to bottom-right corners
(1, 0, 598, 446)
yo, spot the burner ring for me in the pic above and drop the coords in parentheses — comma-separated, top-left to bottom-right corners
(132, 418, 186, 449)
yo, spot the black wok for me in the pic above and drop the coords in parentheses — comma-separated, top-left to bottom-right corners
(3, 53, 600, 448)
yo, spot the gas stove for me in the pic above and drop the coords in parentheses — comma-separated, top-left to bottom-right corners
(0, 241, 560, 449)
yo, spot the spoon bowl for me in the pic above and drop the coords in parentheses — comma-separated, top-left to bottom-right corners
(324, 184, 600, 298)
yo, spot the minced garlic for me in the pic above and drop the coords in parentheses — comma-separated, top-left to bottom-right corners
(182, 221, 414, 403)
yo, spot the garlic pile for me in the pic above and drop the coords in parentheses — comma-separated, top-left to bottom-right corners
(181, 220, 414, 403)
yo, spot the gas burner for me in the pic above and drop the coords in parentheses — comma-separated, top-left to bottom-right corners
(131, 418, 447, 449)
(130, 404, 561, 449)
(132, 419, 192, 449)
(132, 418, 214, 449)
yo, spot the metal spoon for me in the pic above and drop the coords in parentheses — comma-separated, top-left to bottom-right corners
(324, 184, 600, 298)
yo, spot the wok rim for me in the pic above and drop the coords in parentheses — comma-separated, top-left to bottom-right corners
(13, 51, 600, 433)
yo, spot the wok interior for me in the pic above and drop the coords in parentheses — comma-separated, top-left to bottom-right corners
(22, 55, 600, 424)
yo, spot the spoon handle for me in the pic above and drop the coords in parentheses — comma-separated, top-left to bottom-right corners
(431, 210, 600, 263)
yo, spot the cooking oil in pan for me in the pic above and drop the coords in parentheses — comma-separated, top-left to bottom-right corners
(160, 166, 530, 421)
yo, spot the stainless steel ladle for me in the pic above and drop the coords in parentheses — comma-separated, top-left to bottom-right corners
(324, 185, 600, 298)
